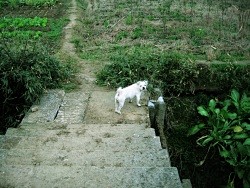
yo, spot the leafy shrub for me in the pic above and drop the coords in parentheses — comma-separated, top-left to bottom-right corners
(96, 45, 158, 88)
(154, 53, 198, 96)
(97, 46, 250, 96)
(97, 45, 196, 94)
(188, 90, 250, 187)
(196, 63, 250, 93)
(0, 37, 75, 133)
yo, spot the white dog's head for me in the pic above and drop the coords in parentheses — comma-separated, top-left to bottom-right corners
(137, 80, 148, 91)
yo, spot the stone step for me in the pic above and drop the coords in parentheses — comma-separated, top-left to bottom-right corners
(21, 89, 65, 124)
(54, 90, 90, 124)
(83, 91, 148, 124)
(6, 127, 156, 138)
(0, 135, 162, 151)
(0, 165, 182, 188)
(6, 124, 154, 138)
(0, 148, 170, 167)
(19, 122, 148, 131)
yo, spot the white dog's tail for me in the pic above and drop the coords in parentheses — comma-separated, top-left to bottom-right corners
(116, 87, 123, 96)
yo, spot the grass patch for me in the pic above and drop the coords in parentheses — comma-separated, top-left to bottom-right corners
(75, 0, 249, 62)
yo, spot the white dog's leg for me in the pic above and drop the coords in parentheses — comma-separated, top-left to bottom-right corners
(115, 99, 119, 112)
(118, 99, 125, 112)
(115, 99, 125, 114)
(136, 94, 141, 107)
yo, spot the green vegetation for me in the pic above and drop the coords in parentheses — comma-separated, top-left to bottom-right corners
(1, 0, 249, 187)
(88, 1, 250, 184)
(0, 38, 77, 133)
(0, 17, 48, 39)
(0, 16, 68, 48)
(0, 17, 47, 29)
(0, 0, 58, 8)
(96, 47, 250, 187)
(0, 0, 75, 134)
(75, 0, 249, 63)
(96, 47, 250, 95)
(189, 90, 250, 187)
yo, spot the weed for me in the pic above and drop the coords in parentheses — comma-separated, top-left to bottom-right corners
(158, 0, 171, 36)
(169, 11, 190, 22)
(217, 51, 247, 62)
(125, 14, 133, 25)
(115, 30, 129, 41)
(103, 19, 110, 28)
(188, 90, 250, 187)
(190, 27, 209, 46)
(131, 27, 143, 39)
(75, 0, 249, 62)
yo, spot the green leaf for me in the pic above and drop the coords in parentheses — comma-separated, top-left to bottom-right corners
(231, 89, 240, 108)
(235, 167, 245, 179)
(188, 123, 205, 136)
(233, 133, 248, 139)
(243, 138, 250, 146)
(227, 113, 237, 120)
(219, 148, 230, 158)
(201, 136, 213, 146)
(236, 142, 245, 154)
(209, 99, 216, 111)
(226, 159, 236, 166)
(224, 135, 231, 139)
(233, 126, 243, 133)
(222, 99, 231, 111)
(197, 106, 209, 117)
(242, 122, 250, 130)
(196, 135, 209, 146)
(214, 108, 220, 115)
(241, 93, 250, 113)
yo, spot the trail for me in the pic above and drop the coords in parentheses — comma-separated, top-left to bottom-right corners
(59, 0, 149, 125)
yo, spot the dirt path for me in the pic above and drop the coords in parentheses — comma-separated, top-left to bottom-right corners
(60, 0, 149, 125)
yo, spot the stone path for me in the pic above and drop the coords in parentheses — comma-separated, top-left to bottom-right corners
(0, 0, 187, 187)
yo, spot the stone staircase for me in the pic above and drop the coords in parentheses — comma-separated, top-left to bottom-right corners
(0, 122, 182, 187)
(0, 89, 185, 187)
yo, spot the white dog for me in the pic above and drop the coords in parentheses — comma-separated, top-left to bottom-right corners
(115, 80, 148, 114)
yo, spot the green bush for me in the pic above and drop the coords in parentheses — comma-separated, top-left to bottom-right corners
(188, 90, 250, 187)
(0, 38, 75, 133)
(96, 46, 195, 93)
(196, 63, 250, 93)
(96, 45, 159, 88)
(97, 46, 250, 96)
